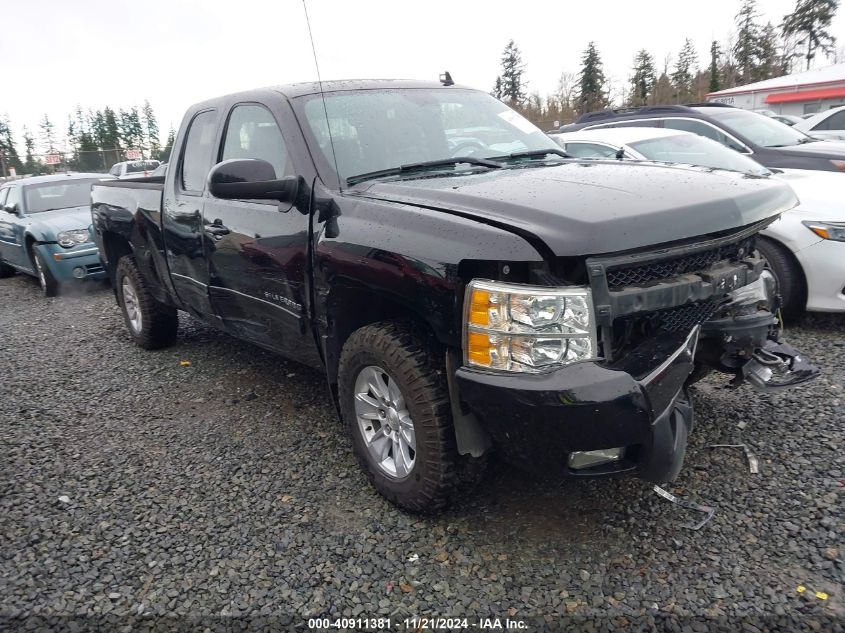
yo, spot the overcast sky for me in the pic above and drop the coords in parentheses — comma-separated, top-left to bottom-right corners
(2, 0, 842, 151)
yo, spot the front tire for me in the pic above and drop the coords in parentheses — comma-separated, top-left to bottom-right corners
(338, 322, 458, 513)
(31, 249, 59, 297)
(756, 238, 805, 317)
(115, 255, 178, 350)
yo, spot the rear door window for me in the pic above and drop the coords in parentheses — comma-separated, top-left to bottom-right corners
(180, 110, 218, 194)
(663, 118, 747, 151)
(816, 111, 845, 131)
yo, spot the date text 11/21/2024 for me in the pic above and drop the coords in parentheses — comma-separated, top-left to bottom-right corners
(307, 617, 528, 630)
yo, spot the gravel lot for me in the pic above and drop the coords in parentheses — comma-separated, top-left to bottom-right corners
(1, 274, 843, 632)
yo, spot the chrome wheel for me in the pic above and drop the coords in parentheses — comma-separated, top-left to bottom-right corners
(353, 365, 416, 479)
(121, 277, 143, 334)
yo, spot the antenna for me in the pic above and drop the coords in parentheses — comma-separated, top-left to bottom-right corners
(440, 71, 454, 86)
(302, 0, 342, 192)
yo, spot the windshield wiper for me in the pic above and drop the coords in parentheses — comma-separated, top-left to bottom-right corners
(346, 157, 502, 186)
(491, 148, 570, 161)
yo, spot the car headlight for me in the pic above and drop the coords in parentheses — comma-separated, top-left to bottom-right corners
(57, 229, 91, 248)
(464, 279, 598, 373)
(803, 221, 845, 242)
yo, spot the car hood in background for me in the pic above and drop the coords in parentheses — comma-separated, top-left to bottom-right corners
(352, 161, 798, 256)
(776, 139, 845, 158)
(23, 206, 94, 239)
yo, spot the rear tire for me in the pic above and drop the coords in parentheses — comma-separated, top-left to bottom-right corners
(31, 249, 59, 297)
(115, 255, 178, 350)
(756, 238, 805, 317)
(338, 322, 459, 513)
(0, 261, 14, 278)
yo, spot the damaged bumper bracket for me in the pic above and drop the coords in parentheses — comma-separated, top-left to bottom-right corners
(742, 339, 819, 391)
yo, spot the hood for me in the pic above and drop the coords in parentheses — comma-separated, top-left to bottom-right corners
(776, 169, 845, 221)
(24, 206, 94, 239)
(352, 161, 798, 256)
(777, 139, 845, 158)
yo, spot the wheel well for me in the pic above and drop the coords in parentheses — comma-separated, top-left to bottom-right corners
(101, 231, 133, 285)
(324, 287, 450, 388)
(758, 235, 808, 307)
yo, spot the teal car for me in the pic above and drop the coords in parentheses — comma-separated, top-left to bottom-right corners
(0, 173, 112, 296)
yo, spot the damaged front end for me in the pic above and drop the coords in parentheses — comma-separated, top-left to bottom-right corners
(585, 219, 819, 394)
(697, 273, 818, 390)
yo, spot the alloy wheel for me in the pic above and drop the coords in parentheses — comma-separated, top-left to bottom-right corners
(353, 365, 416, 479)
(121, 277, 143, 334)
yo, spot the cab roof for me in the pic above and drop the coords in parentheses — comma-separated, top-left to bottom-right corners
(190, 79, 473, 110)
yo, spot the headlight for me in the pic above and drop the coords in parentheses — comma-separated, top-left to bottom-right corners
(464, 279, 598, 373)
(803, 221, 845, 242)
(57, 229, 91, 248)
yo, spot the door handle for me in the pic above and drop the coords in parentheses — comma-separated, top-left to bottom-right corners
(204, 219, 230, 237)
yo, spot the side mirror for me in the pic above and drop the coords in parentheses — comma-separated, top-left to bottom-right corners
(208, 159, 298, 203)
(4, 204, 20, 216)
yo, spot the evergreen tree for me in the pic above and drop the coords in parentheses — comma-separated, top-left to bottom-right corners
(629, 49, 656, 106)
(0, 116, 23, 174)
(495, 40, 527, 106)
(160, 127, 176, 162)
(671, 39, 698, 102)
(734, 0, 761, 84)
(39, 114, 57, 155)
(782, 0, 840, 70)
(577, 42, 608, 114)
(756, 22, 782, 80)
(90, 109, 107, 150)
(709, 41, 722, 92)
(22, 127, 37, 174)
(77, 131, 102, 172)
(103, 107, 122, 167)
(142, 100, 160, 157)
(492, 76, 503, 99)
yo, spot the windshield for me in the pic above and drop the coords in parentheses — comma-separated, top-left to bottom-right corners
(695, 107, 811, 148)
(24, 179, 100, 213)
(297, 88, 560, 184)
(126, 160, 160, 173)
(629, 133, 770, 176)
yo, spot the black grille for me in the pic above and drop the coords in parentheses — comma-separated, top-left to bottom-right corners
(611, 299, 719, 355)
(606, 238, 752, 289)
(646, 300, 720, 333)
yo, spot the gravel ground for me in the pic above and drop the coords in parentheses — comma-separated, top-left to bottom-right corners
(1, 274, 843, 632)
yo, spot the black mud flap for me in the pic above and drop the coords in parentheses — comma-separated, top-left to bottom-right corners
(741, 339, 819, 391)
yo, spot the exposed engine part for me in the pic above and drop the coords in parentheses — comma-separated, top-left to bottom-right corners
(742, 339, 819, 391)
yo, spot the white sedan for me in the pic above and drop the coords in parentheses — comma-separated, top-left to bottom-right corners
(793, 105, 845, 141)
(549, 127, 845, 315)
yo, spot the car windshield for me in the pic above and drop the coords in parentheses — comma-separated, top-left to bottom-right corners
(297, 88, 561, 184)
(126, 160, 160, 173)
(695, 107, 811, 148)
(629, 133, 770, 176)
(24, 179, 100, 213)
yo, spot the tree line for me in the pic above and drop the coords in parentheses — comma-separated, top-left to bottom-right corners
(0, 101, 176, 176)
(493, 0, 840, 128)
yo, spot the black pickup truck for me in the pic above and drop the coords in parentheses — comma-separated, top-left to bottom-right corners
(92, 79, 817, 512)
